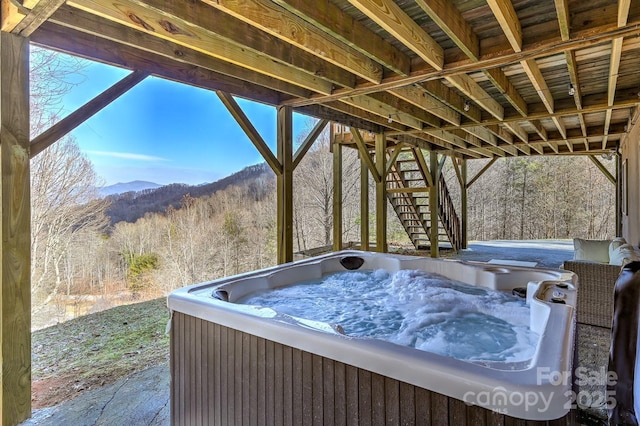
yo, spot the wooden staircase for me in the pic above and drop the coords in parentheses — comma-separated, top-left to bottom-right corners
(386, 148, 462, 251)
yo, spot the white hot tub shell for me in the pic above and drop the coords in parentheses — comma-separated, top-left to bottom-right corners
(168, 250, 577, 423)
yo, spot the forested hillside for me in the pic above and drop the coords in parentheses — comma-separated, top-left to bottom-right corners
(105, 163, 272, 225)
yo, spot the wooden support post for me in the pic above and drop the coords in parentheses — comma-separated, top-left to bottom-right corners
(375, 133, 387, 253)
(429, 152, 439, 258)
(360, 155, 369, 250)
(0, 32, 31, 426)
(461, 159, 468, 249)
(332, 137, 343, 251)
(277, 106, 293, 264)
(616, 154, 622, 236)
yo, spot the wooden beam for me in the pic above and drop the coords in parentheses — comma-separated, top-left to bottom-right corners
(277, 106, 294, 263)
(342, 95, 423, 130)
(414, 0, 479, 60)
(270, 0, 410, 76)
(429, 151, 439, 258)
(360, 155, 369, 250)
(345, 0, 443, 70)
(49, 6, 314, 99)
(351, 127, 381, 183)
(588, 155, 616, 185)
(30, 70, 148, 158)
(0, 31, 31, 426)
(385, 143, 405, 176)
(332, 139, 343, 251)
(67, 0, 336, 94)
(283, 21, 640, 108)
(486, 0, 522, 52)
(413, 148, 434, 187)
(33, 22, 283, 105)
(484, 68, 527, 116)
(375, 133, 387, 253)
(444, 74, 505, 121)
(201, 0, 383, 83)
(467, 158, 498, 188)
(389, 85, 459, 126)
(293, 119, 328, 170)
(217, 91, 282, 175)
(9, 0, 65, 36)
(521, 59, 554, 113)
(460, 159, 468, 248)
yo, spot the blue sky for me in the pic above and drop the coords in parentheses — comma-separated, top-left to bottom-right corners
(55, 56, 316, 186)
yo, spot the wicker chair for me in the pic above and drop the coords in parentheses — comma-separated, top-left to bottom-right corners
(562, 260, 622, 329)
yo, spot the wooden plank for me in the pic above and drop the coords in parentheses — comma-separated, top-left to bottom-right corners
(415, 387, 431, 424)
(375, 133, 387, 253)
(521, 59, 554, 112)
(293, 119, 328, 169)
(446, 74, 505, 120)
(30, 70, 148, 158)
(202, 0, 383, 83)
(588, 155, 616, 184)
(371, 373, 385, 426)
(49, 6, 314, 99)
(291, 349, 303, 426)
(210, 323, 219, 426)
(360, 156, 370, 251)
(359, 370, 372, 424)
(33, 23, 283, 106)
(68, 0, 336, 94)
(385, 377, 400, 424)
(302, 351, 313, 425)
(351, 128, 381, 183)
(217, 91, 282, 175)
(467, 158, 498, 188)
(256, 335, 266, 426)
(312, 354, 324, 425)
(343, 95, 423, 130)
(484, 68, 528, 116)
(333, 140, 343, 251)
(346, 365, 359, 425)
(421, 80, 482, 123)
(10, 0, 65, 36)
(429, 152, 439, 258)
(282, 346, 293, 426)
(460, 159, 468, 248)
(431, 391, 450, 426)
(449, 398, 468, 425)
(242, 332, 251, 426)
(398, 382, 415, 425)
(390, 85, 459, 126)
(414, 0, 479, 60)
(277, 106, 294, 264)
(323, 359, 335, 425)
(283, 21, 640, 108)
(265, 340, 275, 424)
(334, 362, 347, 426)
(270, 0, 410, 75)
(234, 330, 243, 425)
(0, 31, 31, 426)
(249, 334, 258, 426)
(345, 0, 443, 70)
(486, 0, 522, 52)
(385, 143, 405, 176)
(195, 316, 203, 426)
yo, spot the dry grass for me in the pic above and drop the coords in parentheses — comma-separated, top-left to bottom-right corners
(31, 297, 170, 408)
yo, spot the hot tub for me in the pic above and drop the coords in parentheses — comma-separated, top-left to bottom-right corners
(168, 250, 577, 424)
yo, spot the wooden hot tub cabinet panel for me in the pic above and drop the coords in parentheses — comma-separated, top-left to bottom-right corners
(170, 312, 573, 425)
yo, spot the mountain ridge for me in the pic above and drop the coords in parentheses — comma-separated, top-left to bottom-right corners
(105, 163, 273, 225)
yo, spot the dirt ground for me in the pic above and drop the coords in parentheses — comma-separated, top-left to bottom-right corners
(31, 297, 170, 408)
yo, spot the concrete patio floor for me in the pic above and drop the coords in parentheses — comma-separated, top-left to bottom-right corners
(23, 239, 599, 425)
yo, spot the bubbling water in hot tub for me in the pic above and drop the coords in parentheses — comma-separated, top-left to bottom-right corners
(236, 269, 538, 363)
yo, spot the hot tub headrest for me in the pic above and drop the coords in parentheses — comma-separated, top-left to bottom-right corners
(340, 256, 365, 270)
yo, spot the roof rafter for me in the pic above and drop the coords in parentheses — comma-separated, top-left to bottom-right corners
(201, 0, 383, 83)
